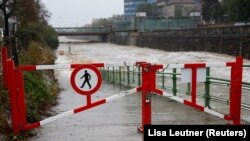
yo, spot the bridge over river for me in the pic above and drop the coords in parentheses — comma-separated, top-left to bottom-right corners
(54, 27, 111, 36)
(28, 37, 250, 141)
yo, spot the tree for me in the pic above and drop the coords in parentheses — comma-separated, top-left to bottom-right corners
(14, 0, 38, 26)
(223, 0, 250, 21)
(202, 0, 224, 23)
(137, 3, 157, 17)
(34, 0, 51, 24)
(13, 0, 50, 26)
(0, 0, 16, 36)
(91, 14, 123, 27)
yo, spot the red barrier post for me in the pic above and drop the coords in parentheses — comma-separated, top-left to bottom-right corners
(7, 59, 20, 134)
(136, 62, 162, 132)
(183, 63, 206, 111)
(226, 56, 243, 125)
(1, 47, 8, 88)
(139, 62, 151, 133)
(16, 67, 27, 130)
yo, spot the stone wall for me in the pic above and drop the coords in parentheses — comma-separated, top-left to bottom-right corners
(109, 26, 250, 59)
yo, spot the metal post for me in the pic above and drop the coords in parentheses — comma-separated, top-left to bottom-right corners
(138, 63, 151, 132)
(16, 67, 27, 130)
(102, 68, 105, 80)
(103, 68, 106, 80)
(172, 68, 177, 96)
(123, 67, 125, 81)
(68, 45, 71, 53)
(113, 66, 115, 84)
(138, 67, 141, 86)
(186, 83, 191, 95)
(183, 63, 205, 111)
(7, 59, 20, 134)
(162, 70, 165, 89)
(225, 57, 243, 125)
(132, 66, 135, 84)
(107, 67, 110, 82)
(205, 67, 211, 108)
(127, 66, 130, 87)
(136, 62, 163, 132)
(119, 66, 122, 85)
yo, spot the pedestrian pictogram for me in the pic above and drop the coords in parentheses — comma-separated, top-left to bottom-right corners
(70, 65, 102, 95)
(80, 70, 92, 89)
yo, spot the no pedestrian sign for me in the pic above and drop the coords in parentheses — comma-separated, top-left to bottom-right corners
(70, 65, 102, 95)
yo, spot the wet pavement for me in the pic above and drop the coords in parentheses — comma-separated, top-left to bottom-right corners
(29, 40, 237, 141)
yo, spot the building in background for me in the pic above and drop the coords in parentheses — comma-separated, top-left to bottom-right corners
(157, 0, 203, 17)
(124, 0, 157, 16)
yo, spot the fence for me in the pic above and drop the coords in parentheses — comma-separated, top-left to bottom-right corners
(1, 47, 247, 134)
(1, 51, 139, 134)
(100, 58, 250, 124)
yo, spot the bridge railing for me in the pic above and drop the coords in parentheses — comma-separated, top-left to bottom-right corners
(54, 16, 201, 34)
(54, 26, 112, 34)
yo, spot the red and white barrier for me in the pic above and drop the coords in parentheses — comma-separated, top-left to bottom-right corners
(8, 59, 139, 133)
(162, 91, 225, 119)
(163, 62, 228, 69)
(160, 57, 243, 125)
(19, 63, 105, 71)
(38, 88, 138, 126)
(1, 45, 244, 134)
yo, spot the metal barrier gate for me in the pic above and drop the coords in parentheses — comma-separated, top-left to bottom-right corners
(1, 46, 244, 134)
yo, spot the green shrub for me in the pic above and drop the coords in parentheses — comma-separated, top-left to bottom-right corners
(24, 72, 58, 122)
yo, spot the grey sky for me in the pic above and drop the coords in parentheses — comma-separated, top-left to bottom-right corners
(41, 0, 124, 27)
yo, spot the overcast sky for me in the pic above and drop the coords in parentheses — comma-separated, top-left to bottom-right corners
(41, 0, 124, 27)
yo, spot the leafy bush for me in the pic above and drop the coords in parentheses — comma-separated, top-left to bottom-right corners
(24, 72, 58, 122)
(20, 41, 55, 65)
(19, 41, 58, 122)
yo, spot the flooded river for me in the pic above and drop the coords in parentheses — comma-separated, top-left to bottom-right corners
(29, 38, 250, 141)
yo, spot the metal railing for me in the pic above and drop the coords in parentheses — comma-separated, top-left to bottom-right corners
(54, 16, 201, 34)
(54, 26, 112, 34)
(100, 65, 250, 124)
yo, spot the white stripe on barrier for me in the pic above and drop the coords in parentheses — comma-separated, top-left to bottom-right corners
(204, 108, 224, 119)
(40, 110, 74, 126)
(162, 91, 226, 120)
(164, 64, 185, 69)
(163, 92, 171, 97)
(171, 96, 185, 103)
(105, 63, 135, 68)
(36, 64, 71, 70)
(106, 88, 137, 102)
(162, 92, 184, 103)
(163, 62, 228, 69)
(39, 88, 138, 126)
(206, 63, 227, 68)
(32, 62, 231, 71)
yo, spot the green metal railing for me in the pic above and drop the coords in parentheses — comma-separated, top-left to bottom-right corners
(100, 65, 250, 124)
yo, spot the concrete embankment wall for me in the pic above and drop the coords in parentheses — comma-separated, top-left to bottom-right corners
(109, 26, 250, 59)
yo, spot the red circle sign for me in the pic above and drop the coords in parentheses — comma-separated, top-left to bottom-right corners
(59, 50, 64, 55)
(70, 65, 102, 95)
